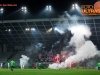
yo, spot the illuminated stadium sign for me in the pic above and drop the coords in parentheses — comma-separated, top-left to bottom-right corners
(81, 1, 100, 15)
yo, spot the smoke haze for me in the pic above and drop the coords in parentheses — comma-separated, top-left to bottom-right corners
(19, 55, 29, 69)
(48, 23, 100, 69)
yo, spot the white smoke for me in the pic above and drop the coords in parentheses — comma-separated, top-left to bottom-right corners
(19, 55, 29, 69)
(48, 25, 100, 69)
(69, 25, 91, 48)
(65, 41, 98, 67)
(35, 43, 43, 51)
(55, 27, 65, 34)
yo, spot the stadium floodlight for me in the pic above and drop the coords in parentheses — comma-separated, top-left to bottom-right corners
(46, 5, 52, 11)
(46, 6, 49, 10)
(49, 5, 51, 10)
(31, 28, 35, 30)
(49, 7, 51, 10)
(26, 28, 27, 31)
(8, 29, 11, 31)
(49, 6, 51, 8)
(26, 28, 30, 31)
(0, 8, 3, 13)
(26, 28, 28, 31)
(24, 7, 26, 9)
(46, 28, 52, 33)
(75, 4, 78, 7)
(21, 6, 27, 12)
(25, 9, 27, 12)
(27, 28, 29, 31)
(46, 6, 48, 8)
(72, 3, 79, 10)
(21, 7, 24, 10)
(72, 4, 74, 7)
(54, 27, 57, 31)
(1, 8, 3, 11)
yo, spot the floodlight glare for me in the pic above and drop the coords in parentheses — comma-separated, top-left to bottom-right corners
(49, 6, 51, 10)
(31, 28, 35, 30)
(75, 4, 78, 7)
(72, 6, 74, 9)
(46, 6, 48, 8)
(27, 28, 29, 31)
(21, 6, 27, 12)
(54, 28, 57, 30)
(1, 8, 3, 11)
(1, 11, 3, 13)
(46, 8, 48, 10)
(26, 28, 28, 31)
(49, 6, 51, 8)
(22, 7, 24, 9)
(72, 4, 74, 7)
(25, 9, 27, 12)
(46, 5, 51, 10)
(49, 7, 51, 10)
(46, 28, 52, 33)
(8, 29, 11, 31)
(46, 6, 48, 10)
(24, 7, 26, 9)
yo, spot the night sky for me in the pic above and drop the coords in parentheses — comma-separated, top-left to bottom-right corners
(0, 0, 99, 20)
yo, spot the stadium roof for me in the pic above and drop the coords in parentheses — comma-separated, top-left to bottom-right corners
(0, 16, 100, 47)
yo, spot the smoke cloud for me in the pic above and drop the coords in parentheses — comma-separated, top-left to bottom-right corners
(35, 43, 43, 51)
(19, 55, 29, 69)
(69, 25, 91, 48)
(65, 41, 98, 67)
(48, 24, 100, 69)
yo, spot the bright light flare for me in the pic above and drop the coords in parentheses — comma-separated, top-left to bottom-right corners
(22, 7, 26, 9)
(1, 8, 3, 11)
(24, 7, 26, 9)
(0, 8, 3, 13)
(31, 28, 35, 30)
(25, 28, 30, 31)
(21, 7, 27, 12)
(26, 28, 27, 30)
(46, 6, 48, 8)
(46, 5, 51, 10)
(72, 3, 80, 10)
(49, 7, 51, 10)
(27, 28, 30, 31)
(72, 6, 75, 9)
(75, 4, 78, 7)
(25, 9, 27, 12)
(22, 7, 24, 9)
(72, 4, 74, 7)
(46, 6, 48, 10)
(54, 27, 57, 30)
(49, 6, 51, 8)
(46, 28, 52, 33)
(8, 29, 11, 31)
